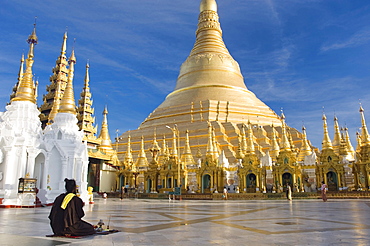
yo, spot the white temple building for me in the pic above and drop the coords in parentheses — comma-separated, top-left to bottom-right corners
(0, 25, 89, 206)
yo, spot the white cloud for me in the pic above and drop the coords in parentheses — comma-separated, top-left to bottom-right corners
(321, 29, 370, 52)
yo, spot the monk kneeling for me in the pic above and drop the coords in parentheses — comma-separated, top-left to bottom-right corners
(48, 178, 95, 236)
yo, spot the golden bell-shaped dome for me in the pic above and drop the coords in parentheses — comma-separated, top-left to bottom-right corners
(139, 0, 281, 129)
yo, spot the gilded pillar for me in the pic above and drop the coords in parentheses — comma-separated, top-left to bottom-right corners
(144, 178, 148, 193)
(278, 172, 283, 189)
(240, 174, 245, 193)
(215, 171, 219, 191)
(217, 171, 221, 191)
(131, 174, 135, 188)
(318, 168, 322, 186)
(338, 172, 342, 188)
(300, 174, 304, 192)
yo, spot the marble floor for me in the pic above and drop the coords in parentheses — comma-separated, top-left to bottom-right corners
(0, 198, 369, 246)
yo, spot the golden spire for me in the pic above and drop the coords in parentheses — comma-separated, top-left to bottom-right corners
(181, 130, 196, 166)
(192, 0, 226, 56)
(183, 130, 192, 155)
(157, 135, 169, 166)
(298, 125, 312, 161)
(332, 115, 341, 154)
(61, 32, 67, 57)
(356, 131, 362, 152)
(206, 122, 214, 157)
(136, 136, 148, 169)
(42, 32, 69, 126)
(9, 54, 25, 102)
(235, 136, 244, 159)
(124, 134, 133, 168)
(280, 112, 291, 151)
(322, 113, 333, 150)
(287, 128, 295, 150)
(246, 121, 255, 154)
(77, 62, 97, 139)
(84, 61, 90, 87)
(149, 129, 160, 161)
(12, 22, 38, 103)
(359, 105, 370, 146)
(98, 106, 113, 150)
(151, 129, 160, 150)
(58, 49, 77, 114)
(161, 135, 168, 155)
(54, 32, 68, 83)
(139, 136, 146, 157)
(343, 127, 355, 154)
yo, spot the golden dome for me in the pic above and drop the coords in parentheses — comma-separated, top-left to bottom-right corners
(139, 0, 281, 129)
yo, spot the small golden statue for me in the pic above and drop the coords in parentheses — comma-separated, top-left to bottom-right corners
(88, 186, 94, 204)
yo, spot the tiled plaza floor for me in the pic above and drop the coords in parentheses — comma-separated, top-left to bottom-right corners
(0, 198, 369, 245)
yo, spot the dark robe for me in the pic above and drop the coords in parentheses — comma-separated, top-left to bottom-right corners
(48, 193, 95, 236)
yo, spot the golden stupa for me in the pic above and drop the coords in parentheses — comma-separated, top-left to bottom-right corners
(117, 0, 306, 167)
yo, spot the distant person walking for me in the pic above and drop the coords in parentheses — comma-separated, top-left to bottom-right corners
(321, 181, 327, 202)
(121, 186, 124, 200)
(124, 183, 129, 197)
(223, 187, 228, 200)
(286, 183, 292, 201)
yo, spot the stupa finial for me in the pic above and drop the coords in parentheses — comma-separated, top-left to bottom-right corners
(12, 21, 38, 104)
(200, 0, 217, 12)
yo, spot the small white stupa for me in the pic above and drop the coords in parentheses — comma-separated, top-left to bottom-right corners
(0, 24, 44, 206)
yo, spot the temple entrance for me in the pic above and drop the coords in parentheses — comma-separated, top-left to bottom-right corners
(202, 174, 211, 193)
(327, 171, 338, 191)
(282, 172, 292, 188)
(119, 175, 125, 191)
(87, 159, 101, 191)
(246, 173, 256, 193)
(147, 179, 152, 193)
(34, 153, 45, 189)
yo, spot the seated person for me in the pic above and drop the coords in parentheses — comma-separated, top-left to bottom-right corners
(48, 178, 95, 236)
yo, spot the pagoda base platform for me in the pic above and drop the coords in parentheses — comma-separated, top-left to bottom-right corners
(102, 191, 370, 200)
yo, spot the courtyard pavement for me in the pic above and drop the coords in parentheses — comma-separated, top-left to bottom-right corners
(0, 197, 369, 245)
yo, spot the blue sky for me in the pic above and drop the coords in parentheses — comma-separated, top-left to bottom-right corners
(1, 0, 370, 148)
